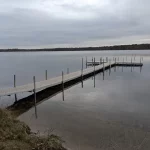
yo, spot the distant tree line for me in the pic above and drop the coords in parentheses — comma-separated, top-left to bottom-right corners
(1, 44, 150, 52)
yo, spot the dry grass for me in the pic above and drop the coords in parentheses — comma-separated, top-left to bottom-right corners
(0, 109, 66, 150)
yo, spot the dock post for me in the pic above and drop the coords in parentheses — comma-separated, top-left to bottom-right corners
(86, 56, 87, 68)
(94, 73, 95, 88)
(81, 69, 83, 88)
(122, 58, 124, 72)
(14, 75, 16, 88)
(94, 58, 95, 87)
(82, 58, 83, 71)
(103, 59, 105, 80)
(106, 57, 108, 63)
(131, 58, 133, 72)
(67, 68, 69, 74)
(99, 58, 101, 75)
(92, 57, 93, 67)
(62, 71, 64, 101)
(100, 57, 102, 64)
(81, 58, 84, 88)
(103, 59, 105, 70)
(117, 57, 119, 70)
(14, 75, 17, 103)
(109, 60, 111, 76)
(33, 76, 37, 119)
(114, 58, 116, 72)
(45, 70, 47, 80)
(140, 57, 142, 73)
(14, 94, 17, 103)
(94, 57, 95, 75)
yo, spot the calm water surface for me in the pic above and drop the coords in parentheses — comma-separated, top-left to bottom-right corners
(1, 50, 150, 149)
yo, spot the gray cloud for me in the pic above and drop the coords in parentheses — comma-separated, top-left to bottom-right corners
(0, 0, 150, 48)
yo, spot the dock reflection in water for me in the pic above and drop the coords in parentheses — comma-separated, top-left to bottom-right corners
(19, 60, 150, 150)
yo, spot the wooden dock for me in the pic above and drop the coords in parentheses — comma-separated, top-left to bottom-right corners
(0, 60, 143, 97)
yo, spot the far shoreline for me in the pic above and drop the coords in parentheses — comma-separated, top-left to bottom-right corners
(1, 43, 150, 52)
(0, 49, 150, 52)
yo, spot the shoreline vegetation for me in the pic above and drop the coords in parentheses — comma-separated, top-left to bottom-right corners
(0, 109, 67, 150)
(1, 43, 150, 52)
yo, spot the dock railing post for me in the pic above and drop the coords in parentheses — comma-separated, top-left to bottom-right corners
(92, 57, 93, 67)
(45, 70, 47, 80)
(33, 76, 37, 119)
(62, 71, 64, 101)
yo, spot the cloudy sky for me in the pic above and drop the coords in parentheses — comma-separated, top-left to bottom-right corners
(0, 0, 150, 48)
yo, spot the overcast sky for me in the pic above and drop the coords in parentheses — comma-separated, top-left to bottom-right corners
(0, 0, 150, 48)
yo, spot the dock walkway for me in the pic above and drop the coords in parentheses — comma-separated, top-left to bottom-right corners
(0, 61, 143, 97)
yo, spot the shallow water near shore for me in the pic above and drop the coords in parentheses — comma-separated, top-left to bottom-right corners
(1, 50, 150, 149)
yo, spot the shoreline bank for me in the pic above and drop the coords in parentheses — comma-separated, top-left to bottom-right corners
(0, 109, 67, 150)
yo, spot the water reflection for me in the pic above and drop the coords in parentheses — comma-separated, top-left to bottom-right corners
(0, 51, 149, 150)
(18, 59, 150, 150)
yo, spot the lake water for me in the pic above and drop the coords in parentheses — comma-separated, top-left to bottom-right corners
(1, 50, 150, 149)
